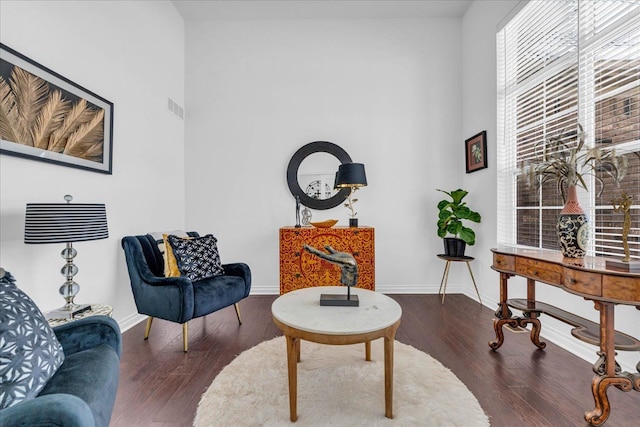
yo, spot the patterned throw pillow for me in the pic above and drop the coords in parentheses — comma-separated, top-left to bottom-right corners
(0, 269, 65, 409)
(166, 234, 224, 281)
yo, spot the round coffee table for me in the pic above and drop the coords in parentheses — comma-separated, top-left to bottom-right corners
(272, 286, 402, 422)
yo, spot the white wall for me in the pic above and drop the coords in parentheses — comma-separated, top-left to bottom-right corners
(462, 0, 638, 372)
(0, 0, 186, 328)
(185, 18, 465, 294)
(462, 2, 518, 304)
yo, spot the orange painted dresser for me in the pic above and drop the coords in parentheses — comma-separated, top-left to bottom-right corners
(279, 226, 375, 294)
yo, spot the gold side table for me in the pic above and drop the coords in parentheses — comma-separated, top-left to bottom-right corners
(437, 254, 482, 304)
(47, 304, 113, 327)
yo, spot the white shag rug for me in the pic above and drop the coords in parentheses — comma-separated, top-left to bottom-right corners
(194, 337, 490, 426)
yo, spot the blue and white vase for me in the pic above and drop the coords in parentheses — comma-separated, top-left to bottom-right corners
(557, 185, 589, 258)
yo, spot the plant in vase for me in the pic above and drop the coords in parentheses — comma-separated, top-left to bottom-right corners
(436, 189, 482, 257)
(523, 124, 627, 258)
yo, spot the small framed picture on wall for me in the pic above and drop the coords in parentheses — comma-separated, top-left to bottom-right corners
(465, 131, 487, 173)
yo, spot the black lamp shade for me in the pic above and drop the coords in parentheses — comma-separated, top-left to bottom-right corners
(335, 163, 367, 188)
(24, 203, 108, 244)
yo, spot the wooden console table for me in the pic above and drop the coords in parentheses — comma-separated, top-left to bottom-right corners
(279, 226, 374, 294)
(490, 247, 640, 425)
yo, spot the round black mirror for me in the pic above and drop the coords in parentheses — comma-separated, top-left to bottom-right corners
(287, 141, 352, 210)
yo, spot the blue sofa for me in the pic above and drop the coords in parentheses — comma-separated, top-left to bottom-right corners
(0, 315, 121, 427)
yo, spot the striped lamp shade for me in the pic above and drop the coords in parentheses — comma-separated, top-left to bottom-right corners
(24, 203, 108, 244)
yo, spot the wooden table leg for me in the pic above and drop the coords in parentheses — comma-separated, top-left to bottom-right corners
(285, 334, 299, 422)
(489, 272, 512, 350)
(365, 340, 371, 361)
(584, 302, 634, 426)
(384, 331, 395, 418)
(525, 278, 545, 349)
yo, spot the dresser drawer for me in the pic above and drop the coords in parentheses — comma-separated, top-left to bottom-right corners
(515, 257, 562, 284)
(493, 253, 515, 272)
(564, 269, 602, 297)
(602, 275, 640, 302)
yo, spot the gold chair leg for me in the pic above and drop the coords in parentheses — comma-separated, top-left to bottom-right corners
(183, 322, 189, 352)
(144, 317, 153, 340)
(234, 303, 242, 325)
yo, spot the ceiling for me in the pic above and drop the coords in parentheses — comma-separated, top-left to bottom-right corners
(171, 0, 474, 21)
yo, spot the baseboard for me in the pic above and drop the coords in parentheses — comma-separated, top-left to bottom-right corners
(249, 285, 281, 295)
(118, 312, 146, 333)
(376, 283, 442, 294)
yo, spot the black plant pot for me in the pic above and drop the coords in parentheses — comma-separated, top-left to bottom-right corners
(349, 218, 358, 228)
(443, 238, 466, 257)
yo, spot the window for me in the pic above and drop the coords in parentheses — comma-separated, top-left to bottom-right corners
(497, 0, 640, 258)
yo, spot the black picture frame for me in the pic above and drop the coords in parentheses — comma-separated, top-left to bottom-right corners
(465, 131, 487, 173)
(0, 43, 113, 174)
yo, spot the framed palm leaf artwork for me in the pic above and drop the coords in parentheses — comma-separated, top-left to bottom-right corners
(0, 43, 113, 174)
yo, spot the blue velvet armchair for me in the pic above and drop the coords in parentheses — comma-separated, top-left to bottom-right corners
(0, 315, 121, 427)
(121, 232, 251, 352)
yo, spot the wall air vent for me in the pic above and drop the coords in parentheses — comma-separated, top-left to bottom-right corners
(167, 97, 184, 120)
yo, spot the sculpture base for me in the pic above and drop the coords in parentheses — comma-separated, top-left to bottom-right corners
(605, 259, 640, 272)
(320, 294, 359, 307)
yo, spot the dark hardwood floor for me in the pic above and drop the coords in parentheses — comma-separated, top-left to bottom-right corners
(111, 294, 639, 426)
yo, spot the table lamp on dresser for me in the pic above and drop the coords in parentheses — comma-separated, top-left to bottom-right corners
(335, 162, 367, 227)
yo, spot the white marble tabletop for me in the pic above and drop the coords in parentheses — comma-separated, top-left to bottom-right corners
(272, 286, 402, 335)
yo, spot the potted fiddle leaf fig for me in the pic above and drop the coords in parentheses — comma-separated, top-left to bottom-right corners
(436, 188, 481, 257)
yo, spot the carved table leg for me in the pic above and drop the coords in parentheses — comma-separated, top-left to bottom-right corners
(631, 370, 640, 391)
(585, 374, 633, 426)
(584, 301, 634, 426)
(524, 279, 545, 349)
(489, 272, 513, 350)
(489, 317, 511, 350)
(523, 315, 546, 350)
(489, 274, 546, 350)
(490, 315, 546, 351)
(592, 351, 621, 376)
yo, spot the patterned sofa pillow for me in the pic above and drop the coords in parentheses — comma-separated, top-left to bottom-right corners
(166, 234, 224, 281)
(0, 268, 65, 409)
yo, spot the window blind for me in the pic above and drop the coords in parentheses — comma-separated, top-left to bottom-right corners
(497, 0, 640, 258)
